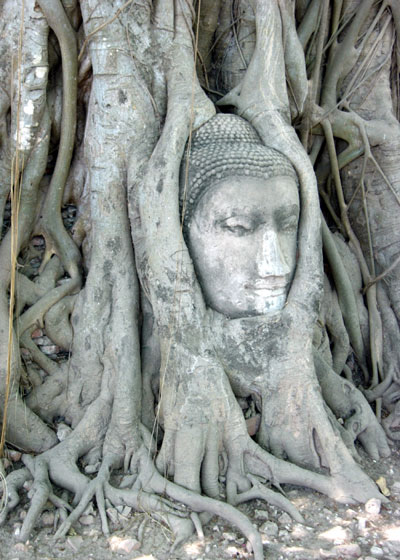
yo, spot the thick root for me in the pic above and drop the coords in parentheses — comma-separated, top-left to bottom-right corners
(18, 454, 72, 542)
(0, 468, 31, 527)
(226, 472, 304, 523)
(314, 350, 391, 460)
(1, 452, 89, 540)
(54, 455, 115, 538)
(54, 442, 264, 558)
(0, 409, 387, 559)
(134, 447, 264, 560)
(245, 437, 386, 506)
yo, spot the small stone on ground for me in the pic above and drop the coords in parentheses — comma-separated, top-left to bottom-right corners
(108, 536, 141, 554)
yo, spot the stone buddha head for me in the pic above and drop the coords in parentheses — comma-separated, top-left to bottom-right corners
(181, 114, 299, 319)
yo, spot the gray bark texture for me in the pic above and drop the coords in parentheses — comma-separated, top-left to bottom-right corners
(0, 0, 399, 556)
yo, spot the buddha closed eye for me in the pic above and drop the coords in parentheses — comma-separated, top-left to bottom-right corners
(218, 215, 255, 235)
(187, 175, 299, 318)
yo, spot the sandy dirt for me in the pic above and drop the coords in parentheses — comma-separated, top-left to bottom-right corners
(1, 443, 400, 560)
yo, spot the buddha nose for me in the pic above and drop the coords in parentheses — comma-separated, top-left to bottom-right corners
(256, 228, 290, 278)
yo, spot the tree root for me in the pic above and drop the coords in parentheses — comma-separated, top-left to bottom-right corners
(17, 278, 80, 338)
(314, 350, 391, 460)
(321, 216, 366, 366)
(0, 468, 30, 527)
(226, 472, 304, 524)
(2, 4, 397, 560)
(44, 295, 76, 350)
(1, 445, 91, 541)
(132, 447, 264, 560)
(0, 400, 388, 559)
(245, 437, 386, 506)
(1, 440, 266, 558)
(2, 410, 344, 559)
(18, 454, 72, 542)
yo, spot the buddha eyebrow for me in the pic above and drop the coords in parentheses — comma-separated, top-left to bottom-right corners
(214, 209, 249, 220)
(274, 204, 299, 222)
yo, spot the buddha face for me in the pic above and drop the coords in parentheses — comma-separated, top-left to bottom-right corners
(187, 176, 299, 318)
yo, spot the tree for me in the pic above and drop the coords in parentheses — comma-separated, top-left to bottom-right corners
(0, 1, 399, 557)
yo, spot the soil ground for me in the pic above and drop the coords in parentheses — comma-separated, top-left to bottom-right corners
(1, 443, 400, 560)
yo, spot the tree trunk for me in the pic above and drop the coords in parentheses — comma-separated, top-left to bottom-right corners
(0, 0, 398, 555)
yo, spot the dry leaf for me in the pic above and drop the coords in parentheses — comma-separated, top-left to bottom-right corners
(376, 476, 390, 497)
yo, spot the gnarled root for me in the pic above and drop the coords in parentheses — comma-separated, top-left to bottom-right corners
(0, 452, 80, 543)
(0, 405, 386, 558)
(0, 468, 30, 527)
(133, 445, 264, 559)
(18, 454, 73, 542)
(49, 431, 265, 558)
(314, 350, 391, 460)
(0, 434, 102, 541)
(245, 438, 385, 506)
